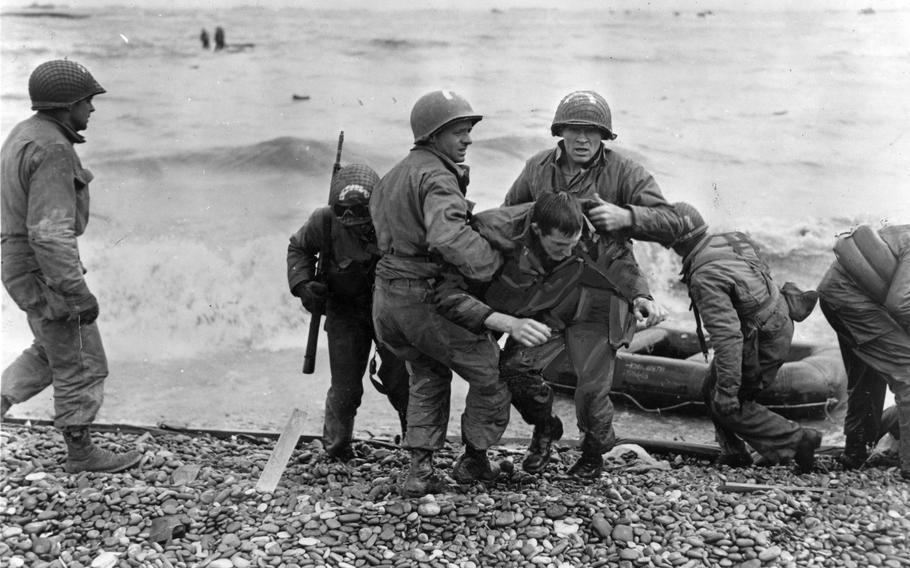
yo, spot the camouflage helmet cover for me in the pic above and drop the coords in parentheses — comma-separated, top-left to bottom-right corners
(551, 90, 617, 140)
(328, 163, 380, 226)
(29, 59, 106, 111)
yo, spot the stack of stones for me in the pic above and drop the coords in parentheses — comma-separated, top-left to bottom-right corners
(0, 425, 907, 568)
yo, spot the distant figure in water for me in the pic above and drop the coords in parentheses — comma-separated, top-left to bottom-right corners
(214, 26, 225, 51)
(200, 28, 210, 50)
(1, 60, 142, 474)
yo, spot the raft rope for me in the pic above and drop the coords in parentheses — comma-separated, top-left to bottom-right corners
(610, 392, 840, 423)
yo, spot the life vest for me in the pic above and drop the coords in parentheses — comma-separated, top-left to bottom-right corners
(833, 224, 897, 303)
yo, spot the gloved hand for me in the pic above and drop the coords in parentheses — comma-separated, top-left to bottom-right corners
(293, 281, 328, 313)
(78, 303, 100, 326)
(713, 391, 741, 415)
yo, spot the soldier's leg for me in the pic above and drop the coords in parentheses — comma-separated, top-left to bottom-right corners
(30, 315, 141, 473)
(375, 342, 410, 437)
(500, 336, 564, 473)
(703, 363, 752, 465)
(322, 310, 371, 459)
(1, 342, 54, 416)
(724, 314, 813, 469)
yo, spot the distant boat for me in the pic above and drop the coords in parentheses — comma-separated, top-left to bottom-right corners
(292, 94, 311, 101)
(2, 4, 89, 18)
(858, 7, 875, 15)
(543, 324, 846, 418)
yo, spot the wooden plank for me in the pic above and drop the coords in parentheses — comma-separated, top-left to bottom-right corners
(255, 408, 308, 493)
(719, 481, 833, 494)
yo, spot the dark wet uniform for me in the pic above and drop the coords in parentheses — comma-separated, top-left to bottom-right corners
(682, 232, 812, 463)
(370, 145, 508, 452)
(818, 225, 910, 475)
(288, 207, 409, 455)
(437, 203, 648, 455)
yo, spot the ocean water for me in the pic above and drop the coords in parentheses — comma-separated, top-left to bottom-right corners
(1, 5, 907, 433)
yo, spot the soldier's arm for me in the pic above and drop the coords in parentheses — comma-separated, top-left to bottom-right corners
(26, 143, 95, 314)
(424, 171, 502, 281)
(286, 208, 326, 293)
(690, 273, 744, 397)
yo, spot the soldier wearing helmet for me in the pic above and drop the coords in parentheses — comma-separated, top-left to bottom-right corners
(287, 163, 410, 460)
(370, 90, 511, 496)
(500, 90, 678, 473)
(1, 60, 142, 473)
(658, 203, 823, 474)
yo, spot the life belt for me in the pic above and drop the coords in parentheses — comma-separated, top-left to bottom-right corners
(833, 225, 897, 303)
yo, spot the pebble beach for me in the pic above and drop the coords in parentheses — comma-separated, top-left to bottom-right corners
(1, 424, 908, 568)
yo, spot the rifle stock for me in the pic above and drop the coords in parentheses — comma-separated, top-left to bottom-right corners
(301, 131, 344, 374)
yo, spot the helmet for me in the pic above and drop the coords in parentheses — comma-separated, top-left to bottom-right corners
(671, 202, 708, 245)
(328, 163, 380, 226)
(551, 90, 617, 140)
(410, 90, 482, 143)
(29, 59, 106, 111)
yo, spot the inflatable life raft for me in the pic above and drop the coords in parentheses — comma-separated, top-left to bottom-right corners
(544, 325, 847, 418)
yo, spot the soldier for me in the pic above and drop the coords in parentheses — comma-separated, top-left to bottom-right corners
(661, 203, 822, 473)
(817, 224, 910, 480)
(1, 60, 142, 473)
(370, 90, 519, 496)
(437, 192, 652, 478)
(503, 90, 678, 329)
(287, 164, 410, 460)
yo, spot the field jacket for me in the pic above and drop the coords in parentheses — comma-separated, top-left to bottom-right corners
(287, 207, 380, 309)
(682, 232, 782, 394)
(371, 145, 501, 282)
(437, 203, 647, 345)
(502, 142, 678, 245)
(1, 113, 97, 319)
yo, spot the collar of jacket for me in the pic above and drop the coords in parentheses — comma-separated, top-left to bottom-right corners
(411, 144, 471, 188)
(679, 233, 712, 281)
(35, 112, 86, 144)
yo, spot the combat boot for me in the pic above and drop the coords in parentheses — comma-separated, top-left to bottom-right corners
(453, 444, 500, 484)
(63, 426, 143, 474)
(402, 449, 449, 497)
(522, 416, 563, 474)
(838, 434, 868, 470)
(715, 452, 753, 468)
(794, 428, 822, 474)
(568, 451, 604, 479)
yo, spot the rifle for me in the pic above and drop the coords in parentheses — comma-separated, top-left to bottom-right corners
(302, 131, 344, 374)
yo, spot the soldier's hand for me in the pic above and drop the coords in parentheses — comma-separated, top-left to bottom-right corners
(713, 391, 741, 415)
(509, 318, 552, 347)
(78, 303, 99, 326)
(294, 281, 328, 313)
(585, 196, 633, 232)
(633, 297, 668, 328)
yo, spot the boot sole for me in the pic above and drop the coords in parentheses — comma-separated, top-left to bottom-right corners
(65, 452, 143, 474)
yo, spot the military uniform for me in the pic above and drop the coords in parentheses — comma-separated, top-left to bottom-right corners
(818, 225, 910, 476)
(288, 203, 409, 457)
(682, 232, 818, 465)
(371, 145, 507, 453)
(437, 203, 646, 460)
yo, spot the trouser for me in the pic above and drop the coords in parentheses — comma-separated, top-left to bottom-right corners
(1, 313, 108, 429)
(373, 278, 509, 451)
(820, 298, 910, 470)
(501, 322, 617, 454)
(322, 306, 410, 456)
(704, 308, 805, 462)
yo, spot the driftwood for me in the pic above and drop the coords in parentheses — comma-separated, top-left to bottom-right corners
(720, 481, 834, 493)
